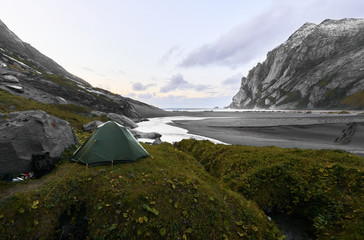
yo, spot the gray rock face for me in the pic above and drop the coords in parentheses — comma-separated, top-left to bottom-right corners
(107, 113, 138, 129)
(83, 120, 103, 132)
(229, 18, 364, 110)
(0, 110, 78, 175)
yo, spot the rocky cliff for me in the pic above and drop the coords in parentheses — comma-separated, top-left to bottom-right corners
(229, 18, 364, 110)
(0, 20, 166, 117)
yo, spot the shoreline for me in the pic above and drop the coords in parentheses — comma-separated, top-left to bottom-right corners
(167, 111, 364, 156)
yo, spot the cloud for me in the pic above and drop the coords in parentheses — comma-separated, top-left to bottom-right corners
(160, 74, 209, 93)
(132, 82, 156, 91)
(222, 73, 242, 90)
(179, 0, 364, 69)
(138, 92, 155, 99)
(179, 5, 295, 68)
(127, 92, 136, 98)
(134, 94, 233, 109)
(96, 83, 110, 90)
(82, 67, 95, 72)
(159, 45, 181, 64)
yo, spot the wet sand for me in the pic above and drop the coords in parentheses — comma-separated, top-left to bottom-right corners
(168, 111, 364, 156)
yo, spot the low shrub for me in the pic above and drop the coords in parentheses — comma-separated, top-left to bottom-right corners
(176, 139, 364, 239)
(0, 143, 282, 239)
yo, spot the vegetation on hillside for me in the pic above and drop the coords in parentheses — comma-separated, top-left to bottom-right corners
(0, 143, 282, 240)
(176, 140, 364, 239)
(342, 90, 364, 109)
(1, 89, 363, 239)
(0, 89, 107, 130)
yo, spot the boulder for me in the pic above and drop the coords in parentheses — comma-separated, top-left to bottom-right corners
(56, 96, 68, 104)
(107, 113, 138, 129)
(2, 75, 19, 83)
(5, 84, 24, 93)
(129, 129, 162, 139)
(0, 110, 78, 175)
(91, 110, 106, 117)
(152, 138, 163, 145)
(83, 120, 103, 132)
(134, 118, 149, 123)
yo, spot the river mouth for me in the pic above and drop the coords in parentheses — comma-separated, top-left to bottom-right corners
(269, 212, 315, 240)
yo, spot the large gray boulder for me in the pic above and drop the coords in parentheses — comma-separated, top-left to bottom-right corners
(0, 110, 78, 175)
(107, 113, 138, 129)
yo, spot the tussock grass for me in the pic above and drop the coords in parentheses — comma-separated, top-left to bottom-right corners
(0, 143, 282, 239)
(176, 139, 364, 239)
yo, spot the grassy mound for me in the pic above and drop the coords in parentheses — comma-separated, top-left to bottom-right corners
(0, 143, 282, 240)
(176, 139, 364, 239)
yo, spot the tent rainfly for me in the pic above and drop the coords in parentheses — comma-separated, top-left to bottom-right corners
(71, 121, 149, 166)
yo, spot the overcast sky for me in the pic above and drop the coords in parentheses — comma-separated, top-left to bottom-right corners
(1, 0, 364, 108)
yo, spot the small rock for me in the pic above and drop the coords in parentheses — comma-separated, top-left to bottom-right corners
(3, 75, 19, 83)
(152, 138, 163, 145)
(91, 111, 106, 117)
(134, 118, 149, 123)
(83, 120, 103, 132)
(129, 129, 162, 139)
(5, 84, 24, 93)
(56, 96, 68, 104)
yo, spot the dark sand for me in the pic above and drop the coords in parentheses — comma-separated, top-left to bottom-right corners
(169, 111, 364, 156)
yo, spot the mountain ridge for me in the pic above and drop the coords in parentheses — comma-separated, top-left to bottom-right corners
(0, 20, 89, 86)
(0, 19, 166, 118)
(229, 18, 364, 110)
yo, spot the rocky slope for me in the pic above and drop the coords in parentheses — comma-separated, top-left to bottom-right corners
(0, 20, 166, 118)
(229, 18, 364, 110)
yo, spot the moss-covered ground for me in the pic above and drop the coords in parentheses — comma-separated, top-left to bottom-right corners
(342, 90, 364, 109)
(1, 90, 363, 239)
(176, 140, 364, 239)
(0, 89, 107, 130)
(0, 142, 282, 240)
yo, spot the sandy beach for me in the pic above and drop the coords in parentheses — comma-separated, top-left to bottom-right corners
(168, 111, 364, 156)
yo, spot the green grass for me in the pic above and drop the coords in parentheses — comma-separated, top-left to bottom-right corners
(0, 143, 282, 240)
(176, 140, 364, 240)
(0, 89, 105, 130)
(1, 87, 364, 239)
(342, 90, 364, 109)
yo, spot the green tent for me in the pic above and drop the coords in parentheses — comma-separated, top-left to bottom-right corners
(71, 121, 149, 166)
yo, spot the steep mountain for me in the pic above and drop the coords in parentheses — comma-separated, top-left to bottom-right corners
(0, 20, 166, 118)
(229, 18, 364, 110)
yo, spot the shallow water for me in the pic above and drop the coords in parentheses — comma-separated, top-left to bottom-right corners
(135, 112, 364, 156)
(269, 213, 314, 240)
(134, 116, 226, 144)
